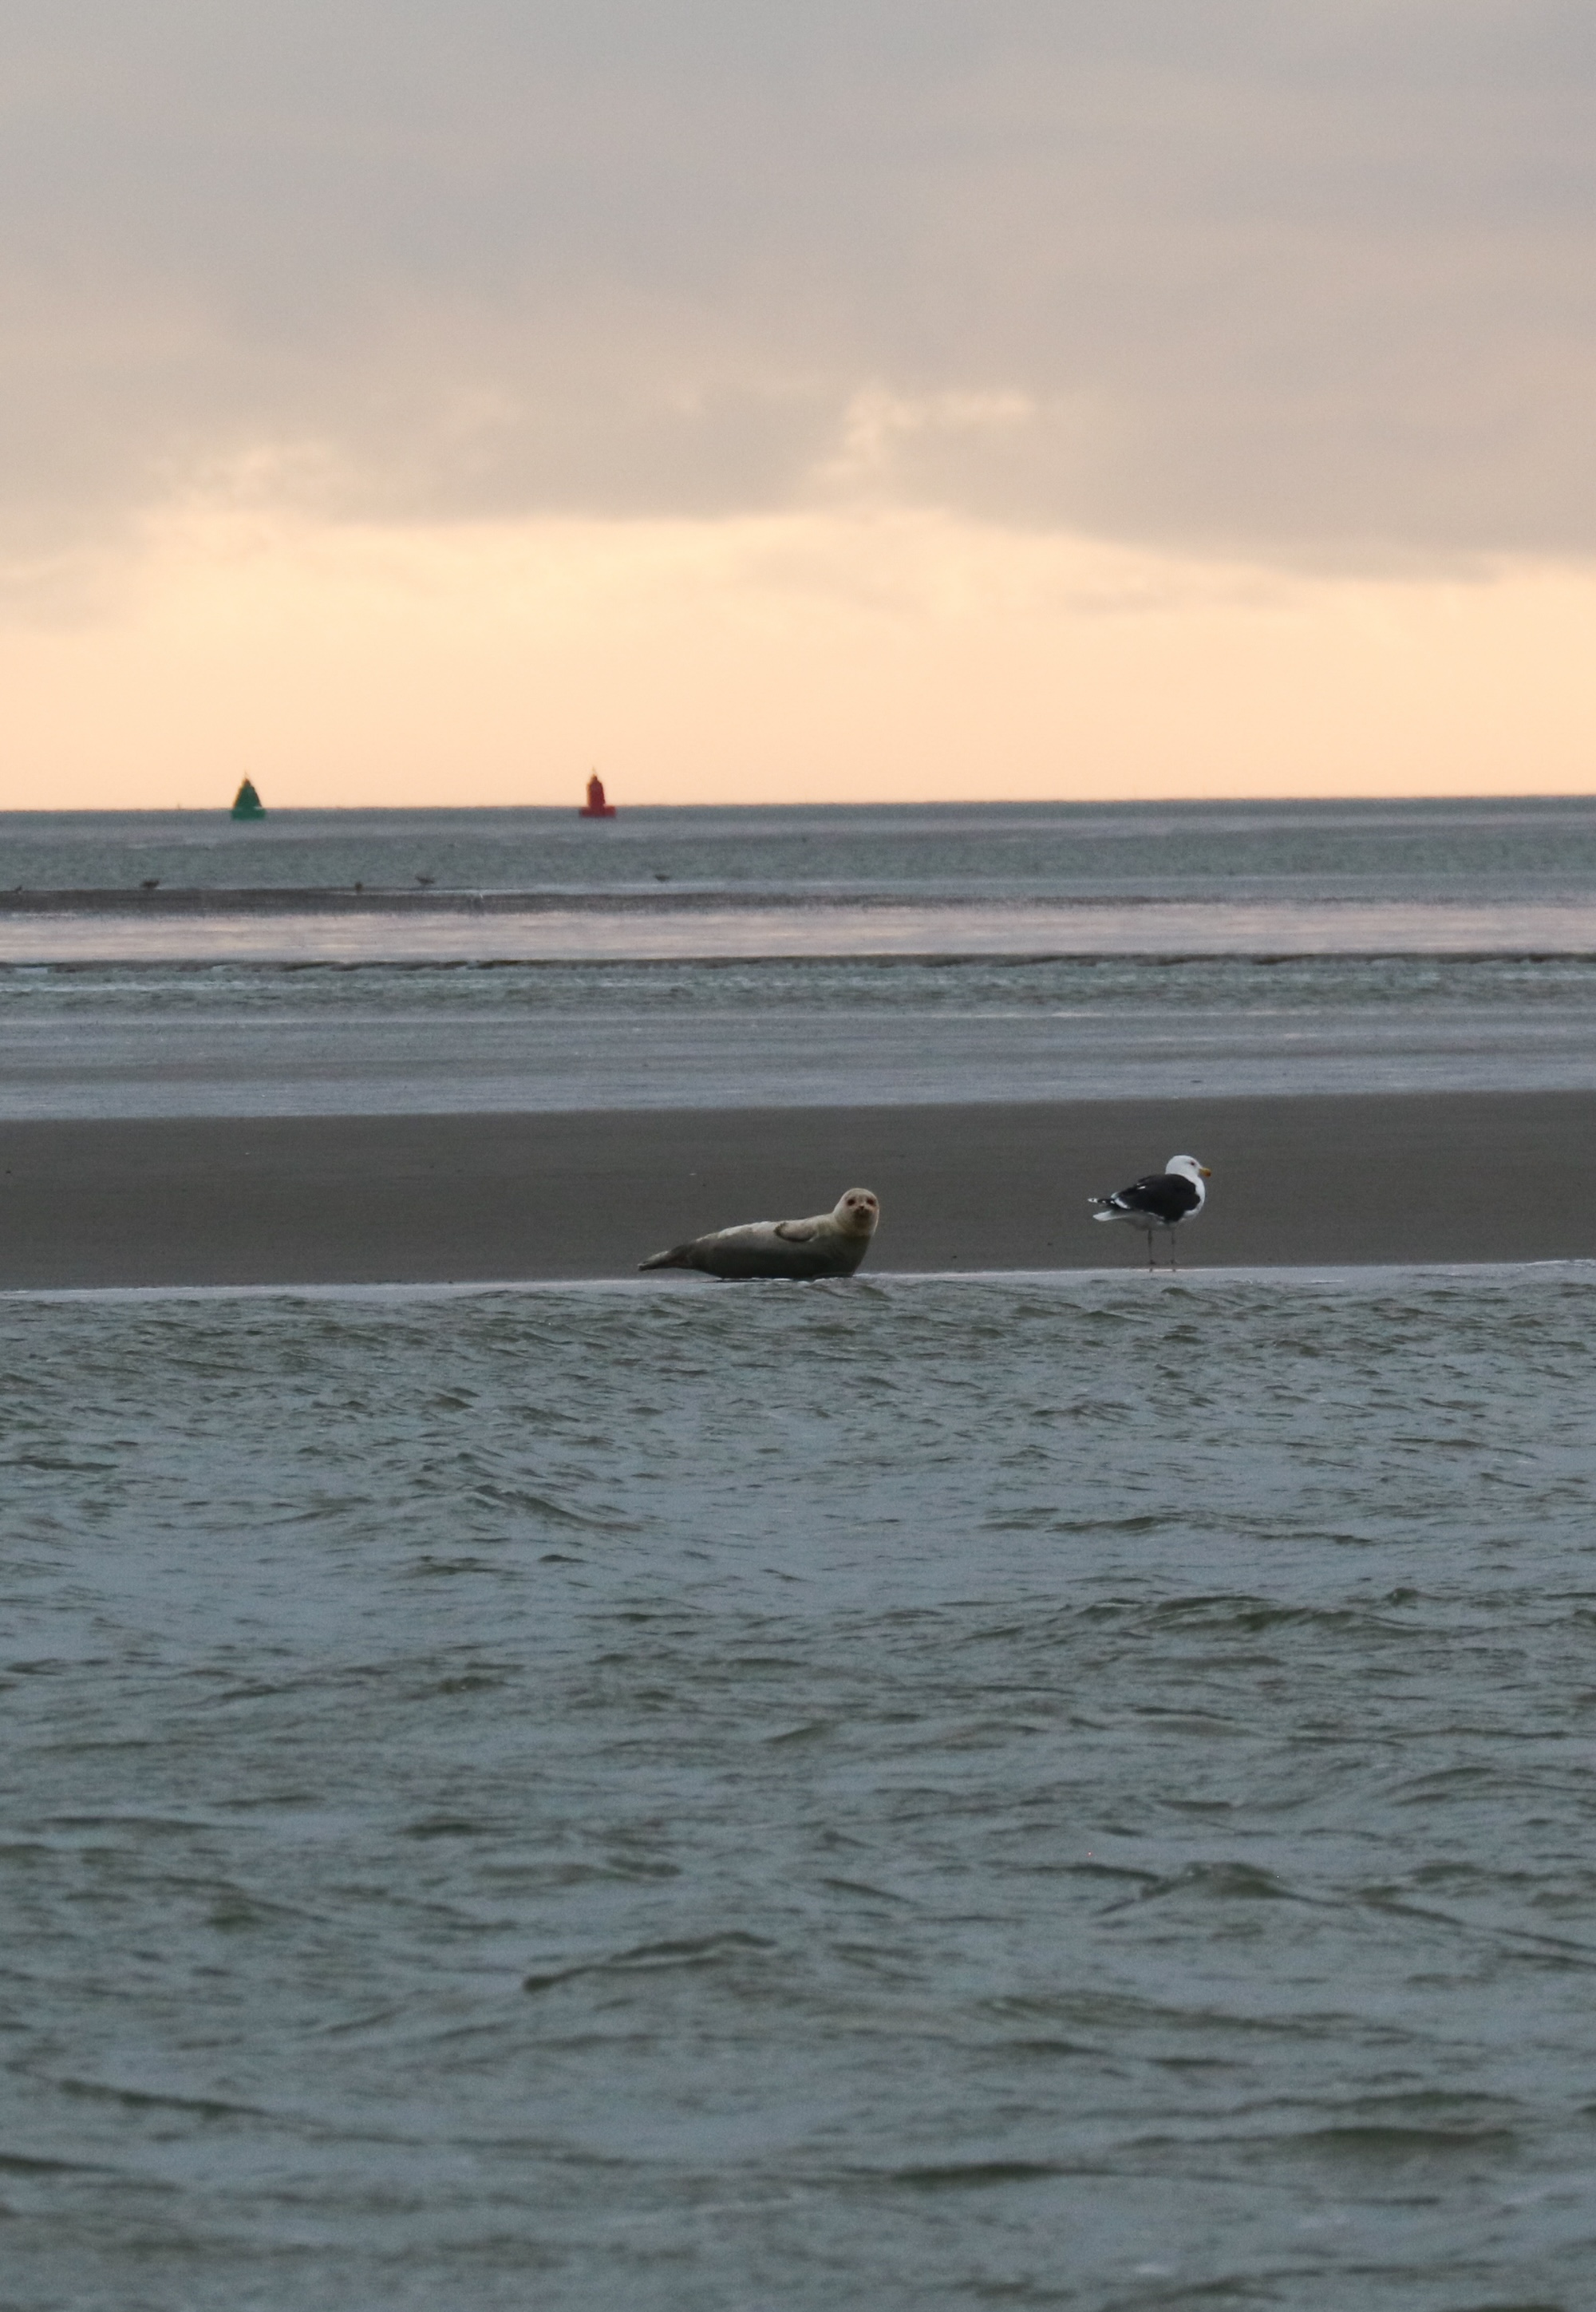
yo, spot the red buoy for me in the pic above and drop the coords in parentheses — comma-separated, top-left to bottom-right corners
(579, 773, 616, 819)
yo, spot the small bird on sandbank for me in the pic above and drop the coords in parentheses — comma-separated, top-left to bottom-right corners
(640, 1188, 880, 1280)
(1089, 1155, 1211, 1270)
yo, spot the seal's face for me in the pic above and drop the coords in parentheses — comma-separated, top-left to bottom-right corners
(834, 1188, 880, 1236)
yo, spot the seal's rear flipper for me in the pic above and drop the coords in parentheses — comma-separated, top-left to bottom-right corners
(638, 1243, 693, 1271)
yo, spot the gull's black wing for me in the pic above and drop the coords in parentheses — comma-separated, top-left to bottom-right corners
(1104, 1172, 1200, 1223)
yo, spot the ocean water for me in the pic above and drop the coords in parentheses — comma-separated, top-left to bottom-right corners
(4, 801, 1596, 1112)
(6, 801, 1596, 974)
(9, 796, 1596, 900)
(6, 951, 1596, 1115)
(4, 1268, 1595, 2310)
(6, 802, 1596, 2307)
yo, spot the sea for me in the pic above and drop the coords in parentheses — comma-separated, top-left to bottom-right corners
(5, 798, 1596, 1116)
(4, 800, 1596, 2310)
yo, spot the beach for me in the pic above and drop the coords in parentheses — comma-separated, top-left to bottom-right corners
(5, 1087, 1593, 1288)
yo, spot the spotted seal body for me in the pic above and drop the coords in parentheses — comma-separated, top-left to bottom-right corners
(639, 1188, 880, 1280)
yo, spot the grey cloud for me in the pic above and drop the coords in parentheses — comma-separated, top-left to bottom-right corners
(2, 0, 1595, 563)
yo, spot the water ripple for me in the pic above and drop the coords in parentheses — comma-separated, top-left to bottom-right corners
(3, 1270, 1596, 2307)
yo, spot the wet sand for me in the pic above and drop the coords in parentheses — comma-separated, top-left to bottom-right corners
(2, 1090, 1591, 1288)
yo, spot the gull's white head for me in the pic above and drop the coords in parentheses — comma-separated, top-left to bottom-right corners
(832, 1188, 881, 1237)
(1167, 1154, 1212, 1183)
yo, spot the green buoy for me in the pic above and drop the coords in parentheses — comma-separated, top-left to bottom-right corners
(231, 778, 266, 820)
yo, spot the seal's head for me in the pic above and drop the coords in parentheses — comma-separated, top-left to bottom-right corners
(832, 1188, 881, 1238)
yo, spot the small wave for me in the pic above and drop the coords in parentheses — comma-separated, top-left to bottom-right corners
(51, 2077, 271, 2122)
(1114, 1861, 1299, 1907)
(523, 1931, 777, 1996)
(871, 2160, 1066, 2191)
(1285, 2121, 1521, 2161)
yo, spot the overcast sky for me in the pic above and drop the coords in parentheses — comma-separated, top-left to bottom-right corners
(3, 2, 1594, 803)
(6, 0, 1593, 559)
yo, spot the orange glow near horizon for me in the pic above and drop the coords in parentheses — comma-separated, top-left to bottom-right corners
(2, 503, 1594, 811)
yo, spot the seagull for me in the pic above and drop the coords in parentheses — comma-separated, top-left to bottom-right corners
(1089, 1154, 1211, 1271)
(640, 1188, 880, 1280)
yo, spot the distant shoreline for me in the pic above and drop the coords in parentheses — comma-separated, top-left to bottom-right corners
(5, 1090, 1594, 1289)
(0, 885, 890, 915)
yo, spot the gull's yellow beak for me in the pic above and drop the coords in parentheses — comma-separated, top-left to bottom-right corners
(1200, 1166, 1213, 1178)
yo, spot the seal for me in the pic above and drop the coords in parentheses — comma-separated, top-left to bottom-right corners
(639, 1187, 881, 1280)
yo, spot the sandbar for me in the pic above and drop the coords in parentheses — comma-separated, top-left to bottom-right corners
(2, 1091, 1591, 1290)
